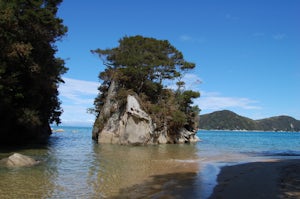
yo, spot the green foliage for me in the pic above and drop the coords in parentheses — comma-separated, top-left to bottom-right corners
(199, 110, 300, 132)
(257, 116, 300, 132)
(199, 110, 258, 130)
(169, 110, 187, 132)
(114, 88, 135, 109)
(177, 90, 200, 112)
(92, 35, 200, 134)
(0, 0, 67, 143)
(92, 35, 195, 94)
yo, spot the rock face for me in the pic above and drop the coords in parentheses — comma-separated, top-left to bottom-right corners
(92, 83, 200, 145)
(119, 95, 153, 144)
(0, 153, 40, 167)
(94, 94, 154, 145)
(177, 128, 201, 144)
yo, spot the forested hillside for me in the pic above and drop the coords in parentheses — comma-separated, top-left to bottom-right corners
(199, 110, 300, 132)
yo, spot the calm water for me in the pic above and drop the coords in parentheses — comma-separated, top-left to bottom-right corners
(0, 127, 299, 198)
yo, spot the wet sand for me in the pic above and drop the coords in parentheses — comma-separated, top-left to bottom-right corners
(112, 172, 201, 199)
(209, 159, 300, 199)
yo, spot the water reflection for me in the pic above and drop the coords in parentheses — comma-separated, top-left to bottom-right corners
(113, 172, 201, 199)
(90, 144, 201, 198)
(2, 129, 283, 198)
(0, 146, 58, 198)
(0, 128, 202, 198)
(0, 166, 56, 198)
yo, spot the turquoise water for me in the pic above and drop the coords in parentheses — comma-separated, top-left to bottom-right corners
(199, 130, 300, 158)
(0, 127, 299, 198)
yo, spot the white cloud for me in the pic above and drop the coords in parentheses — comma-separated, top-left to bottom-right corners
(60, 105, 96, 126)
(164, 73, 202, 91)
(252, 32, 287, 40)
(194, 91, 261, 111)
(59, 77, 99, 104)
(225, 13, 239, 21)
(253, 32, 265, 37)
(58, 74, 203, 126)
(60, 77, 99, 97)
(164, 74, 261, 114)
(179, 35, 206, 43)
(179, 35, 192, 42)
(182, 73, 203, 90)
(273, 33, 286, 40)
(57, 77, 261, 126)
(58, 77, 99, 126)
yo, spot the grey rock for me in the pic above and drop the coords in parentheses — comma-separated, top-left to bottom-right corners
(92, 82, 200, 145)
(97, 95, 154, 145)
(0, 153, 40, 167)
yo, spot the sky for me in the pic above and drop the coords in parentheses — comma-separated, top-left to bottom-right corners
(55, 0, 300, 126)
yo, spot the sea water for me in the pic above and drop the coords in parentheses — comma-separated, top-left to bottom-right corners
(0, 127, 299, 198)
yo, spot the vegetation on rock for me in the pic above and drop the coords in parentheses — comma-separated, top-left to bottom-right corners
(0, 0, 67, 144)
(91, 35, 200, 141)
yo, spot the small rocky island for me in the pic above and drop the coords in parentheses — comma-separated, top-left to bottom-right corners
(91, 36, 200, 145)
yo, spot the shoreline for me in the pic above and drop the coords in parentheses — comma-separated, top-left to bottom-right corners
(199, 129, 300, 133)
(208, 159, 300, 199)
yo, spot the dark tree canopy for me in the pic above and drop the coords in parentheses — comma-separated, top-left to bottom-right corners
(92, 36, 195, 93)
(0, 0, 67, 144)
(92, 35, 200, 133)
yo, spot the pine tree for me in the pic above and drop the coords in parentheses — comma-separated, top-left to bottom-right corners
(92, 35, 200, 135)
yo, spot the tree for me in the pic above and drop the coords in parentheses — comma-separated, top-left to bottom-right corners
(92, 35, 200, 134)
(91, 36, 195, 94)
(0, 0, 67, 144)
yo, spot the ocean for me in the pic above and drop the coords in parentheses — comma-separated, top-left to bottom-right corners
(0, 127, 299, 198)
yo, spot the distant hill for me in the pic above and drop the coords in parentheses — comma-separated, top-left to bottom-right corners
(199, 110, 300, 132)
(257, 116, 300, 132)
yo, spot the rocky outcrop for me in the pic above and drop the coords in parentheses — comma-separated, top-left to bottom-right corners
(92, 84, 200, 145)
(94, 94, 154, 145)
(92, 81, 119, 141)
(177, 128, 201, 143)
(0, 153, 40, 167)
(119, 95, 154, 144)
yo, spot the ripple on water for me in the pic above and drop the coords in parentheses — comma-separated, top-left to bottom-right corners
(1, 128, 299, 198)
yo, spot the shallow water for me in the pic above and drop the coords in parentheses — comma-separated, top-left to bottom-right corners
(0, 128, 299, 198)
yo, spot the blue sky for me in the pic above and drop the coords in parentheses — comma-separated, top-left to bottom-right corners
(55, 0, 300, 126)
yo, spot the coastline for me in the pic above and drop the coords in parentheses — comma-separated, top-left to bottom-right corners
(199, 129, 300, 133)
(209, 159, 300, 199)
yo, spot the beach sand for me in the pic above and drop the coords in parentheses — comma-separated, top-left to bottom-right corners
(107, 158, 300, 198)
(209, 159, 300, 199)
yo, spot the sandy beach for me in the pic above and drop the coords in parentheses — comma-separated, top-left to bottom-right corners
(209, 159, 300, 199)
